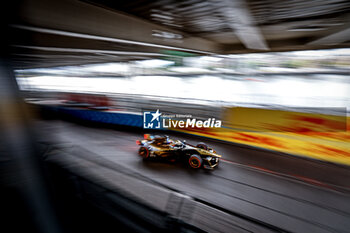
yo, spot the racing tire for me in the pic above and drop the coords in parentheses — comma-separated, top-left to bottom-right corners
(138, 146, 149, 159)
(189, 154, 202, 169)
(196, 142, 208, 150)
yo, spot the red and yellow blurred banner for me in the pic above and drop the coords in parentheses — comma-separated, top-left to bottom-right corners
(173, 107, 350, 166)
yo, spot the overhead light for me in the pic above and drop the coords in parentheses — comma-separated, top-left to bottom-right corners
(150, 13, 173, 20)
(152, 30, 183, 39)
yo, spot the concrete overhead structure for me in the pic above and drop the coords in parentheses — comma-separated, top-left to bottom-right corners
(10, 0, 350, 68)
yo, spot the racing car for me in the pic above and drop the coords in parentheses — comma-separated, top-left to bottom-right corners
(136, 134, 221, 169)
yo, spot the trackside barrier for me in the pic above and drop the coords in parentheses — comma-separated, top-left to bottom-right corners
(51, 106, 143, 127)
(174, 107, 350, 166)
(41, 105, 350, 166)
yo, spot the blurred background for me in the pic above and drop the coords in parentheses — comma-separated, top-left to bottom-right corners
(16, 50, 350, 107)
(2, 0, 350, 233)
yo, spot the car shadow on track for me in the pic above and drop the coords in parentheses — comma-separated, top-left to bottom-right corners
(139, 157, 218, 176)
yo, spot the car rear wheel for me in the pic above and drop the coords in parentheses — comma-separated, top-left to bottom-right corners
(138, 147, 149, 159)
(196, 142, 208, 150)
(189, 154, 202, 169)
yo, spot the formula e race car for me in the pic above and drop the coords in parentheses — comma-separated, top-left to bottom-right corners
(136, 134, 221, 169)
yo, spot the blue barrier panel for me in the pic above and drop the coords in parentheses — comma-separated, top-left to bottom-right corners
(49, 106, 144, 128)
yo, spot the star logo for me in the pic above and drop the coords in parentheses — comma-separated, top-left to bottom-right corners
(151, 109, 161, 122)
(143, 109, 162, 129)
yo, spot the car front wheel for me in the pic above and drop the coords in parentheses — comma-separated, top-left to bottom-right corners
(139, 147, 149, 159)
(189, 154, 202, 169)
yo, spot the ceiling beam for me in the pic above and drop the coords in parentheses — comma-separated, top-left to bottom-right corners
(18, 0, 218, 54)
(217, 0, 269, 50)
(12, 45, 170, 57)
(308, 27, 350, 46)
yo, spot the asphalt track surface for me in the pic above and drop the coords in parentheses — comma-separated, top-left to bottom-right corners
(37, 120, 350, 233)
